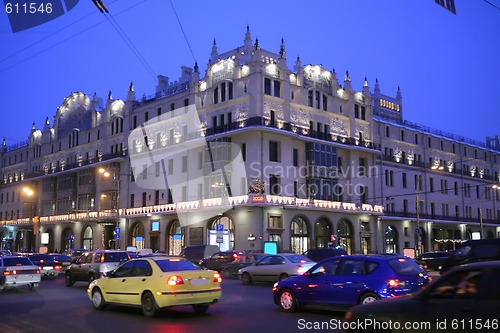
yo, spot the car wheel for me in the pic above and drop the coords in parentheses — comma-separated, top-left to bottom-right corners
(141, 291, 158, 317)
(65, 273, 75, 287)
(29, 282, 38, 291)
(279, 273, 289, 281)
(279, 289, 297, 312)
(92, 288, 107, 310)
(222, 269, 232, 279)
(242, 272, 253, 285)
(192, 304, 209, 314)
(360, 292, 379, 305)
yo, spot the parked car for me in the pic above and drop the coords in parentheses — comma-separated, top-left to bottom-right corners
(87, 256, 222, 317)
(221, 253, 266, 278)
(67, 248, 86, 262)
(180, 245, 219, 264)
(414, 251, 451, 271)
(302, 248, 347, 262)
(272, 254, 431, 312)
(65, 250, 130, 286)
(27, 253, 71, 279)
(344, 261, 500, 332)
(0, 255, 41, 291)
(441, 238, 500, 273)
(238, 253, 315, 284)
(199, 250, 245, 271)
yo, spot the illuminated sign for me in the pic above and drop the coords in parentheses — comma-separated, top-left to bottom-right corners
(252, 195, 265, 203)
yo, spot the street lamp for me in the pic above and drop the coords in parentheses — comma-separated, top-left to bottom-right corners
(98, 167, 120, 249)
(479, 184, 500, 239)
(22, 186, 39, 251)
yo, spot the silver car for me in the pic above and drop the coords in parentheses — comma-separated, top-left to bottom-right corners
(0, 256, 41, 291)
(65, 250, 130, 286)
(238, 254, 315, 284)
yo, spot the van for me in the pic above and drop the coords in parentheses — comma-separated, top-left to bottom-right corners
(440, 238, 500, 273)
(180, 245, 219, 264)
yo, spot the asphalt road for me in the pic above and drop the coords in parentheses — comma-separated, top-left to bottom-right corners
(0, 276, 346, 333)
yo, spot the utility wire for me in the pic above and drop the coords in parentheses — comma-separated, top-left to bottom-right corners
(483, 0, 500, 11)
(95, 1, 157, 80)
(169, 0, 197, 63)
(0, 1, 147, 74)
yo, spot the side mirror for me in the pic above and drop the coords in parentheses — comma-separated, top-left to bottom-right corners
(102, 271, 114, 278)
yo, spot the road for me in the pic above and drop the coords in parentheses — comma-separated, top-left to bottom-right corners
(0, 276, 346, 333)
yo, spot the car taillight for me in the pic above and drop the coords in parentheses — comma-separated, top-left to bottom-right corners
(297, 265, 308, 274)
(387, 279, 399, 288)
(387, 279, 408, 288)
(167, 275, 184, 286)
(3, 270, 12, 275)
(213, 273, 222, 283)
(99, 254, 105, 262)
(54, 265, 63, 271)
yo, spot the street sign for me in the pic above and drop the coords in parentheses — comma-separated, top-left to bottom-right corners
(114, 227, 120, 240)
(216, 224, 223, 243)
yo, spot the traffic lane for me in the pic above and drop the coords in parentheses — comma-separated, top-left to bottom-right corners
(0, 276, 345, 333)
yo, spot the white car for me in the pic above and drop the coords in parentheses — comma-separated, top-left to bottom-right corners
(238, 253, 315, 284)
(0, 256, 41, 291)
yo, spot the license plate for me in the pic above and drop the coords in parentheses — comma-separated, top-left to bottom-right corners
(43, 266, 53, 270)
(189, 278, 208, 285)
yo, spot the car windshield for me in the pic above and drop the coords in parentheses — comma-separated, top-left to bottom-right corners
(102, 252, 129, 262)
(51, 254, 71, 261)
(2, 257, 33, 266)
(286, 255, 313, 263)
(387, 257, 423, 275)
(155, 258, 201, 272)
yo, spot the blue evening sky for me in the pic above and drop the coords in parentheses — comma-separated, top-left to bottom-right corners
(0, 0, 498, 146)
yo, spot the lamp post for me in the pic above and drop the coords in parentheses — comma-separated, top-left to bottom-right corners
(22, 186, 39, 251)
(99, 168, 121, 249)
(479, 184, 500, 239)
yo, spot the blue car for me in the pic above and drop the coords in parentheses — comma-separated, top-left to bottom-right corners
(272, 254, 431, 312)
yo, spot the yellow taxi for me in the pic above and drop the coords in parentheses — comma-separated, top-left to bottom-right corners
(87, 256, 222, 317)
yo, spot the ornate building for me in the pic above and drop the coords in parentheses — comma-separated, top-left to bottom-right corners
(1, 28, 499, 255)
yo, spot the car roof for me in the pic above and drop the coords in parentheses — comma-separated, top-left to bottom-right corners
(326, 254, 409, 261)
(447, 260, 500, 270)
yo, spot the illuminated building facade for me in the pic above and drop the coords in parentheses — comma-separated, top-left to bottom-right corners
(1, 27, 499, 255)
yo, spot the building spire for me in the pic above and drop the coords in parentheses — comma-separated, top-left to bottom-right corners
(254, 37, 260, 50)
(211, 39, 218, 63)
(108, 90, 112, 100)
(129, 81, 134, 92)
(279, 37, 286, 59)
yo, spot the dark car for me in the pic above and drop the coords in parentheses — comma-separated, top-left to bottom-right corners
(441, 238, 500, 273)
(302, 248, 348, 262)
(221, 253, 266, 278)
(414, 251, 451, 271)
(28, 253, 71, 279)
(65, 250, 130, 286)
(199, 250, 245, 272)
(272, 254, 431, 312)
(344, 261, 500, 332)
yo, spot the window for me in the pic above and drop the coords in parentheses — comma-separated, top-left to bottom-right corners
(269, 175, 280, 195)
(264, 78, 271, 95)
(414, 134, 418, 144)
(241, 143, 246, 162)
(214, 87, 219, 104)
(385, 126, 390, 137)
(168, 159, 173, 175)
(400, 130, 405, 141)
(293, 149, 298, 167)
(273, 80, 281, 97)
(269, 141, 280, 162)
(182, 156, 187, 172)
(359, 157, 366, 177)
(402, 173, 407, 188)
(430, 178, 434, 192)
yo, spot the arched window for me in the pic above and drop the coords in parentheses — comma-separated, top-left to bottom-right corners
(131, 222, 145, 249)
(314, 218, 331, 248)
(167, 219, 184, 255)
(337, 220, 353, 254)
(61, 227, 75, 253)
(385, 225, 398, 254)
(208, 215, 235, 251)
(82, 226, 93, 250)
(290, 216, 309, 254)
